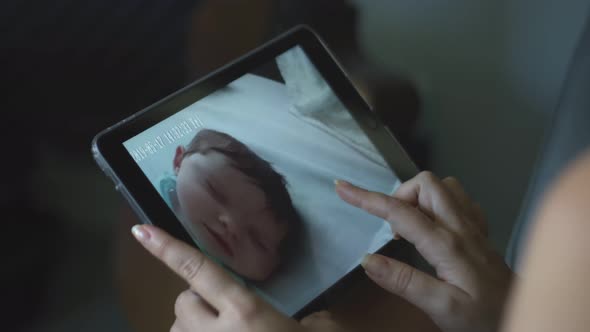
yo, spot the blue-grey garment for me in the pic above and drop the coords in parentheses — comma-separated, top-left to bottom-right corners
(507, 13, 590, 270)
(159, 174, 178, 212)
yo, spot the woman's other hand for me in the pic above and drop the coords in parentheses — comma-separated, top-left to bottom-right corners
(336, 171, 514, 332)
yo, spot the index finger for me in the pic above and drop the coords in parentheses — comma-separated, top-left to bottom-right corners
(335, 180, 440, 254)
(131, 224, 247, 311)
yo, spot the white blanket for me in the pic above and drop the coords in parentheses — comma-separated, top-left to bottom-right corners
(124, 69, 399, 316)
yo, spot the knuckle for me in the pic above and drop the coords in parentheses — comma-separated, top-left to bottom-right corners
(440, 292, 464, 318)
(179, 255, 206, 283)
(391, 263, 414, 295)
(174, 290, 192, 318)
(428, 289, 465, 322)
(438, 229, 463, 254)
(418, 171, 438, 183)
(384, 198, 404, 221)
(155, 236, 172, 258)
(229, 294, 261, 324)
(360, 193, 387, 217)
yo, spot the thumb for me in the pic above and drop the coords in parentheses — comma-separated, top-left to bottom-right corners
(300, 311, 332, 326)
(361, 254, 461, 317)
(301, 311, 347, 332)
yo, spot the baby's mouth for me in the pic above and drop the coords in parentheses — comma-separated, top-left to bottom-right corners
(204, 224, 234, 258)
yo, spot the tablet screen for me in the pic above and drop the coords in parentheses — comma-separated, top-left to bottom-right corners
(122, 45, 400, 316)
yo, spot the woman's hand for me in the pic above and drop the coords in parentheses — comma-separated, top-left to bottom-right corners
(336, 171, 514, 332)
(131, 224, 349, 332)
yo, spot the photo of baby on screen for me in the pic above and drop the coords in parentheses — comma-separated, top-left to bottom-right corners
(124, 45, 400, 316)
(161, 129, 300, 281)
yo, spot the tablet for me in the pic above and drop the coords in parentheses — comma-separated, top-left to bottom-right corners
(92, 26, 419, 318)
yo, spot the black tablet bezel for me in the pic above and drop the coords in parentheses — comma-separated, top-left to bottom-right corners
(92, 25, 419, 319)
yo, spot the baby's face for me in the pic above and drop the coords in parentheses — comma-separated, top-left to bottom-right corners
(174, 150, 288, 281)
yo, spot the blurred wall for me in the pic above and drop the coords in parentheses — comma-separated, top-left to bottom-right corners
(351, 0, 590, 252)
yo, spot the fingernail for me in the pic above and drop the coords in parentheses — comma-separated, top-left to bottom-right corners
(334, 179, 350, 187)
(361, 254, 388, 279)
(132, 225, 150, 242)
(334, 180, 353, 198)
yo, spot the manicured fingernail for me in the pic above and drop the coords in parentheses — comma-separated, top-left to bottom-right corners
(361, 254, 387, 279)
(132, 225, 150, 242)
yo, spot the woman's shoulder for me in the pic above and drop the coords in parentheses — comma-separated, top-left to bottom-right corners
(533, 149, 590, 247)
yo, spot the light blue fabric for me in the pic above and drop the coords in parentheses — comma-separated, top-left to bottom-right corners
(158, 173, 178, 211)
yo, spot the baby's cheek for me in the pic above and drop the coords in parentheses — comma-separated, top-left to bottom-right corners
(272, 219, 289, 247)
(175, 181, 194, 207)
(177, 185, 213, 215)
(251, 250, 279, 277)
(278, 220, 289, 239)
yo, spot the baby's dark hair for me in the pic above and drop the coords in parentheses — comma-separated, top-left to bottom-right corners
(183, 129, 300, 230)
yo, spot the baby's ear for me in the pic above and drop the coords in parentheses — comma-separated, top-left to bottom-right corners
(173, 145, 185, 174)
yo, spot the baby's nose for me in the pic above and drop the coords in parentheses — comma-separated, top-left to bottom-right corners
(218, 214, 237, 234)
(218, 214, 239, 241)
(218, 214, 231, 226)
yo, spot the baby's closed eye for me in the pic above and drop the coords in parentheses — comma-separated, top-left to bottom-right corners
(204, 179, 228, 205)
